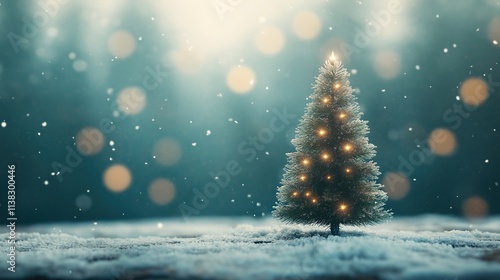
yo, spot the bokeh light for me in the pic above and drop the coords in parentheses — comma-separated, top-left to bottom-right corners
(107, 30, 136, 59)
(103, 164, 132, 193)
(373, 50, 401, 80)
(293, 11, 321, 40)
(382, 172, 410, 200)
(72, 59, 87, 72)
(153, 138, 182, 166)
(148, 178, 176, 205)
(169, 48, 204, 75)
(117, 87, 146, 115)
(459, 78, 489, 106)
(226, 66, 256, 94)
(255, 26, 285, 55)
(462, 196, 489, 219)
(428, 128, 457, 156)
(75, 194, 92, 211)
(76, 127, 105, 156)
(488, 17, 500, 46)
(4, 0, 500, 225)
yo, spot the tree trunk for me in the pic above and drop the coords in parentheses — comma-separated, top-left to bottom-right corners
(330, 221, 340, 236)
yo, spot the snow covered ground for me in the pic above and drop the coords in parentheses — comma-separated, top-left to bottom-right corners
(1, 215, 500, 280)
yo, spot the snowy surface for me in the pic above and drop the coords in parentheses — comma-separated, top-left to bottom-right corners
(2, 215, 500, 280)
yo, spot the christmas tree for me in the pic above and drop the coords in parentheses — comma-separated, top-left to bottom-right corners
(273, 53, 391, 235)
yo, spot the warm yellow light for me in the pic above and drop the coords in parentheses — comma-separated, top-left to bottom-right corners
(305, 192, 311, 197)
(339, 113, 346, 119)
(460, 78, 489, 106)
(292, 191, 298, 197)
(255, 26, 285, 56)
(318, 129, 326, 136)
(108, 30, 136, 59)
(117, 87, 146, 115)
(148, 178, 176, 205)
(346, 168, 351, 173)
(382, 172, 410, 200)
(322, 153, 330, 160)
(226, 66, 256, 94)
(302, 159, 310, 165)
(373, 50, 401, 80)
(153, 138, 182, 166)
(429, 128, 457, 156)
(322, 97, 329, 103)
(312, 199, 317, 203)
(334, 83, 341, 89)
(344, 144, 352, 152)
(293, 11, 321, 40)
(300, 175, 306, 181)
(329, 52, 336, 61)
(326, 175, 332, 180)
(340, 204, 347, 211)
(103, 164, 132, 193)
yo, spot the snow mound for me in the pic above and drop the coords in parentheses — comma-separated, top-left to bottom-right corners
(1, 215, 499, 280)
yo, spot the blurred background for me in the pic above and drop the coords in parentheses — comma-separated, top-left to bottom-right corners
(0, 0, 499, 225)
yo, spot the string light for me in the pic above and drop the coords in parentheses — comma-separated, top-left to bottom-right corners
(321, 153, 330, 160)
(340, 204, 347, 211)
(312, 199, 317, 203)
(300, 175, 306, 181)
(345, 168, 351, 173)
(326, 175, 332, 180)
(344, 144, 352, 152)
(292, 191, 298, 197)
(302, 159, 310, 165)
(318, 129, 326, 136)
(305, 192, 311, 197)
(339, 113, 346, 119)
(322, 97, 329, 104)
(333, 83, 341, 90)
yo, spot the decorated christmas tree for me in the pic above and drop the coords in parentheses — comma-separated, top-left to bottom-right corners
(273, 53, 391, 235)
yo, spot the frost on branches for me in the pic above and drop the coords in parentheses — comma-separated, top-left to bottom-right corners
(273, 53, 392, 235)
